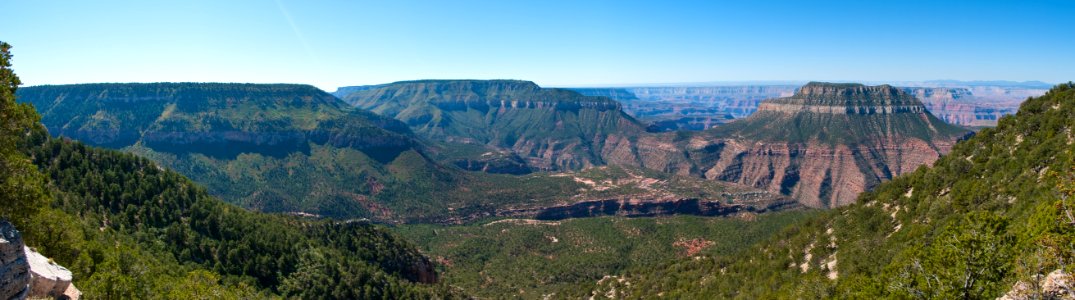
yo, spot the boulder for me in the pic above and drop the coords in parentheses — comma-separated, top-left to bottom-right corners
(24, 246, 75, 299)
(0, 220, 30, 300)
(997, 269, 1075, 300)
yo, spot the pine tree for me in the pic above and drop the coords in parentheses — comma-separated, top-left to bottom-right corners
(0, 41, 49, 227)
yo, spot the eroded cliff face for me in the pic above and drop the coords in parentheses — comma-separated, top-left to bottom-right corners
(345, 80, 649, 171)
(672, 83, 970, 208)
(686, 138, 956, 207)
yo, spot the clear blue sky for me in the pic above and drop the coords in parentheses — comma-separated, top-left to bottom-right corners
(3, 0, 1073, 91)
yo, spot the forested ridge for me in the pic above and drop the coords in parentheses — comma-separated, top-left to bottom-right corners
(0, 41, 461, 299)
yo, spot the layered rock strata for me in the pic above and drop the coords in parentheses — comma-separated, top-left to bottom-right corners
(681, 82, 970, 207)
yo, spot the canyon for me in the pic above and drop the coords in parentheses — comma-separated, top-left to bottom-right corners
(570, 81, 1046, 130)
(341, 80, 649, 171)
(339, 80, 969, 209)
(681, 83, 970, 207)
(572, 85, 798, 131)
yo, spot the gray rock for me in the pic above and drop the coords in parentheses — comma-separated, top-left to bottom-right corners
(25, 246, 74, 298)
(997, 269, 1075, 300)
(0, 220, 30, 300)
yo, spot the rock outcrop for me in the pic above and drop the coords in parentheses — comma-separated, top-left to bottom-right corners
(0, 221, 30, 300)
(0, 221, 80, 300)
(998, 270, 1075, 300)
(678, 82, 970, 207)
(25, 246, 78, 299)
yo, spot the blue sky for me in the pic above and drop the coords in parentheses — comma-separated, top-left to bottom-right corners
(2, 0, 1073, 91)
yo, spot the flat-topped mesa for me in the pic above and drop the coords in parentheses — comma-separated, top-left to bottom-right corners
(757, 82, 926, 114)
(690, 82, 971, 209)
(342, 79, 646, 172)
(345, 80, 624, 113)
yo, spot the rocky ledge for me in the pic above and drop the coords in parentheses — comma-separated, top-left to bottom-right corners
(1, 221, 29, 300)
(757, 82, 927, 114)
(0, 221, 80, 300)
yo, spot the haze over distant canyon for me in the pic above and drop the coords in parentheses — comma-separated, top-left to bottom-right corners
(561, 80, 1049, 131)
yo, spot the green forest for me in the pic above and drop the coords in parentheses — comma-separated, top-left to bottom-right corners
(395, 212, 812, 298)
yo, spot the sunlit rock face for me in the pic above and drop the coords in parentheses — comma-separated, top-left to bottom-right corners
(678, 82, 971, 208)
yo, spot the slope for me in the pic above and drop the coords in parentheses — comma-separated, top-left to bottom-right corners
(16, 82, 448, 220)
(341, 80, 649, 171)
(19, 82, 789, 223)
(0, 41, 457, 299)
(684, 82, 971, 207)
(396, 212, 813, 299)
(586, 82, 1075, 299)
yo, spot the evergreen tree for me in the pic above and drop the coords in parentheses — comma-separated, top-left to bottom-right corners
(0, 41, 49, 227)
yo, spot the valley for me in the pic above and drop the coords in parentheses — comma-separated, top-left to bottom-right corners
(579, 82, 1075, 299)
(10, 77, 995, 298)
(394, 212, 813, 299)
(2, 2, 1071, 296)
(20, 83, 797, 224)
(333, 80, 968, 210)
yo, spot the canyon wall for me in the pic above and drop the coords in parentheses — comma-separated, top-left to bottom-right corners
(677, 83, 970, 207)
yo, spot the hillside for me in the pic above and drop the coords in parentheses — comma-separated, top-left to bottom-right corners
(18, 82, 792, 223)
(341, 80, 649, 171)
(0, 42, 457, 299)
(23, 136, 455, 298)
(338, 80, 972, 211)
(686, 82, 971, 207)
(583, 82, 1075, 299)
(395, 212, 813, 298)
(16, 83, 450, 220)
